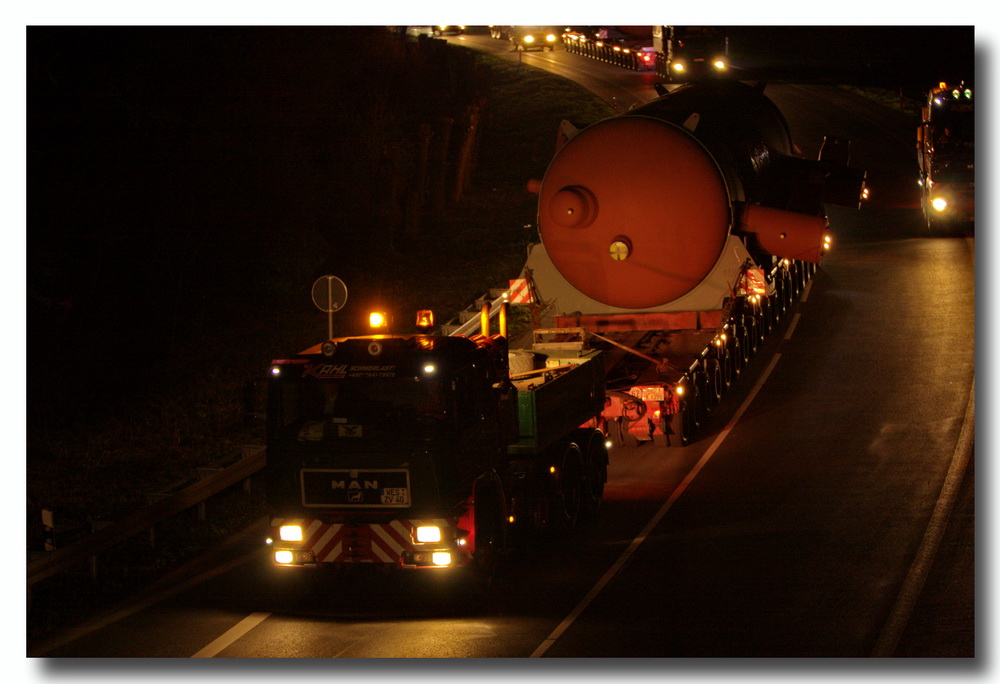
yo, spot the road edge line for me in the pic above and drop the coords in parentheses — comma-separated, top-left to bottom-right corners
(871, 378, 975, 656)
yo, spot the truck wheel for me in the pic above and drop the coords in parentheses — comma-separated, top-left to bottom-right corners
(767, 293, 781, 327)
(470, 479, 505, 586)
(744, 318, 759, 355)
(779, 275, 791, 313)
(706, 359, 723, 406)
(555, 443, 584, 531)
(680, 395, 697, 445)
(689, 380, 706, 434)
(717, 346, 732, 390)
(576, 430, 608, 517)
(727, 333, 743, 379)
(758, 298, 772, 336)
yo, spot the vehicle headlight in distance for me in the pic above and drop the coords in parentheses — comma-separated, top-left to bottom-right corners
(931, 196, 949, 212)
(672, 62, 685, 72)
(279, 525, 303, 542)
(523, 35, 535, 44)
(546, 34, 557, 42)
(416, 525, 442, 543)
(713, 58, 727, 70)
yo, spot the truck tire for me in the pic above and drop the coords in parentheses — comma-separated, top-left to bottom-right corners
(767, 291, 781, 327)
(727, 332, 743, 379)
(689, 378, 706, 435)
(681, 394, 698, 445)
(778, 275, 791, 315)
(555, 442, 584, 532)
(470, 482, 505, 588)
(705, 359, 723, 406)
(717, 345, 732, 390)
(571, 428, 608, 517)
(758, 298, 773, 336)
(744, 317, 759, 355)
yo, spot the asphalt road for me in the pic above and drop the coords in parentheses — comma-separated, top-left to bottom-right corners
(31, 32, 975, 662)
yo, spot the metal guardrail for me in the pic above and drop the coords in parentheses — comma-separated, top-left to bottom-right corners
(27, 445, 266, 587)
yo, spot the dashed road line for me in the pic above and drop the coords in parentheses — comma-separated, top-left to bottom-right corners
(191, 612, 271, 658)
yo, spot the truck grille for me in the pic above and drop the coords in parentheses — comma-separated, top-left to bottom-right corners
(271, 517, 448, 564)
(300, 468, 411, 508)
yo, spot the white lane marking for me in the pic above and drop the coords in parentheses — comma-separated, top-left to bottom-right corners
(531, 353, 783, 657)
(191, 611, 271, 658)
(783, 313, 802, 340)
(871, 379, 975, 657)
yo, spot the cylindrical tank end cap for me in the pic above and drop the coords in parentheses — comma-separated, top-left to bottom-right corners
(739, 204, 828, 263)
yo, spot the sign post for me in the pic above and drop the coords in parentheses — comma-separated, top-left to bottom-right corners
(311, 275, 348, 339)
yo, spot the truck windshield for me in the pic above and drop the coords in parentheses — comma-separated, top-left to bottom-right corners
(273, 375, 450, 444)
(933, 106, 974, 145)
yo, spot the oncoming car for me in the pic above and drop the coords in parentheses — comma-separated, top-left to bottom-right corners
(511, 26, 558, 51)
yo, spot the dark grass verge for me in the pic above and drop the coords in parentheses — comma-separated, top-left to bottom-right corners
(25, 46, 613, 649)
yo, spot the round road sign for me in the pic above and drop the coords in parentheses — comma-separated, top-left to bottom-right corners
(311, 275, 348, 313)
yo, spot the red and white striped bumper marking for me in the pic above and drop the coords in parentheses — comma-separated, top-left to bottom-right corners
(272, 518, 449, 565)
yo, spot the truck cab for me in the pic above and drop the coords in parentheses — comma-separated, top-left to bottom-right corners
(917, 82, 974, 230)
(653, 26, 729, 82)
(265, 333, 514, 571)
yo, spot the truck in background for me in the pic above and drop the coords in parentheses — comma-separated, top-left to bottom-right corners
(917, 82, 974, 231)
(652, 26, 729, 81)
(489, 26, 559, 51)
(265, 305, 608, 582)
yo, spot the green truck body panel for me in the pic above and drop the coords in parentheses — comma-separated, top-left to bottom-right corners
(509, 349, 605, 455)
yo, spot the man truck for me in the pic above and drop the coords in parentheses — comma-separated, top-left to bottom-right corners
(265, 305, 608, 581)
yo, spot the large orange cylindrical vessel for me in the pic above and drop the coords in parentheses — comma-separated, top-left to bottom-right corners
(538, 116, 731, 309)
(536, 80, 823, 310)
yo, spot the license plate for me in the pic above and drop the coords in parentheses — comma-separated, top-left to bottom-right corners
(301, 469, 411, 508)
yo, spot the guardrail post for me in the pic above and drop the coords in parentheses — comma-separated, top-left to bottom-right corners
(196, 467, 224, 520)
(88, 519, 112, 583)
(42, 509, 55, 551)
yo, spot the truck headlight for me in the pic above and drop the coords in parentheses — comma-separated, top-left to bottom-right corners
(415, 525, 442, 543)
(431, 552, 452, 566)
(279, 525, 303, 542)
(274, 550, 294, 564)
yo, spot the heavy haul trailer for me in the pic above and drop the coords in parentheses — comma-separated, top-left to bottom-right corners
(264, 305, 608, 577)
(520, 79, 867, 446)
